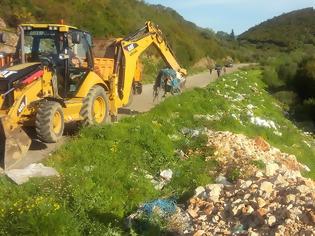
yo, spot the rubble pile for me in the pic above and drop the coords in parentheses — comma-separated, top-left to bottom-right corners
(206, 130, 310, 179)
(0, 18, 18, 53)
(186, 130, 315, 235)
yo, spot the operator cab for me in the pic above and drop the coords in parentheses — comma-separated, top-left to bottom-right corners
(15, 24, 94, 97)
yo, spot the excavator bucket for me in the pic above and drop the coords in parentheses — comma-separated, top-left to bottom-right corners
(0, 117, 31, 170)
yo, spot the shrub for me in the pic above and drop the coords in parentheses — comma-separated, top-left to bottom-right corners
(273, 91, 299, 106)
(293, 57, 315, 99)
(262, 66, 284, 90)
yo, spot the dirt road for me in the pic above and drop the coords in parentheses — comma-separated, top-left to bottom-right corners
(126, 64, 247, 113)
(14, 64, 248, 169)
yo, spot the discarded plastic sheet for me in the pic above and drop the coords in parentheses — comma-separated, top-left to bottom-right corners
(5, 163, 59, 185)
(141, 199, 177, 216)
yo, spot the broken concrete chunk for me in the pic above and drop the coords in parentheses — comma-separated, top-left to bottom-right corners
(5, 163, 59, 185)
(194, 186, 206, 198)
(265, 163, 279, 177)
(259, 181, 273, 194)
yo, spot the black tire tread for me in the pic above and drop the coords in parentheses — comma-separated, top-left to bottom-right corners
(35, 100, 64, 143)
(80, 85, 109, 126)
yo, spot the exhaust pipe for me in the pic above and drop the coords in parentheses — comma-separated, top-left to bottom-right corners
(0, 117, 31, 170)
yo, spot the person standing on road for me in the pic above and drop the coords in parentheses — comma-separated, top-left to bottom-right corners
(206, 57, 215, 77)
(215, 64, 222, 77)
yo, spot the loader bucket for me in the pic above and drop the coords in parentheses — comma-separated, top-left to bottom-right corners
(0, 118, 31, 170)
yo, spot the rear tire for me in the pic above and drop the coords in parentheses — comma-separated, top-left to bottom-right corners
(36, 100, 64, 143)
(80, 85, 109, 126)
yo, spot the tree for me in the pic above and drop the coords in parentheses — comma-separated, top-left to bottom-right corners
(230, 29, 236, 40)
(293, 57, 315, 99)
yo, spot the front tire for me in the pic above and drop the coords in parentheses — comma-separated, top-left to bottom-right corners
(36, 100, 64, 143)
(80, 85, 109, 126)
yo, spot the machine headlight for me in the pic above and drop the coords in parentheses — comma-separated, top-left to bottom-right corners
(23, 26, 32, 30)
(48, 26, 58, 31)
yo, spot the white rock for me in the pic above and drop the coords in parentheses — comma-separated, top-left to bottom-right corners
(244, 194, 251, 200)
(249, 231, 259, 236)
(274, 174, 288, 186)
(232, 204, 245, 216)
(296, 185, 309, 194)
(267, 215, 276, 226)
(286, 194, 296, 203)
(265, 163, 279, 177)
(233, 199, 242, 205)
(212, 215, 219, 223)
(160, 169, 173, 181)
(206, 184, 223, 202)
(241, 180, 252, 189)
(215, 175, 231, 186)
(260, 181, 273, 194)
(198, 215, 207, 221)
(194, 186, 206, 197)
(248, 205, 255, 214)
(257, 197, 266, 208)
(283, 170, 302, 179)
(255, 171, 264, 178)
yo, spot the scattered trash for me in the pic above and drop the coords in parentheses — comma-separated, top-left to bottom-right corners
(160, 169, 173, 181)
(84, 165, 95, 172)
(168, 134, 181, 141)
(126, 198, 193, 234)
(215, 175, 231, 186)
(181, 127, 206, 137)
(141, 199, 177, 216)
(5, 163, 59, 185)
(143, 169, 173, 190)
(193, 114, 222, 122)
(250, 116, 278, 130)
(175, 149, 187, 160)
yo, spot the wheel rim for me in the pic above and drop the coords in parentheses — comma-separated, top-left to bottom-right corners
(52, 111, 62, 134)
(93, 96, 106, 123)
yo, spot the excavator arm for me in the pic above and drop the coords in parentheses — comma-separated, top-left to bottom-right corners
(109, 21, 186, 117)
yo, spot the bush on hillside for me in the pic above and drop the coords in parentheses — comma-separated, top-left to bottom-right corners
(273, 90, 299, 106)
(293, 57, 315, 99)
(276, 61, 298, 86)
(262, 66, 284, 90)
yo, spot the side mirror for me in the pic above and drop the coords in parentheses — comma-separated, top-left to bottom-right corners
(0, 32, 8, 44)
(71, 32, 81, 44)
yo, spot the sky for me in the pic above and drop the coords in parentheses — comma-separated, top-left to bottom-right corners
(145, 0, 315, 35)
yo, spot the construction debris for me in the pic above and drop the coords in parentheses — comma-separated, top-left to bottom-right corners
(128, 129, 314, 235)
(183, 130, 315, 235)
(5, 163, 59, 185)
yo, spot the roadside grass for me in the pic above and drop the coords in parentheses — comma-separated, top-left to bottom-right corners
(0, 69, 314, 235)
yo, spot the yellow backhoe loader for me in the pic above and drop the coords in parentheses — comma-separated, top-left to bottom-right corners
(0, 21, 186, 170)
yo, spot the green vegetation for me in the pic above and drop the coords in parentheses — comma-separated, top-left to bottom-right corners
(0, 0, 245, 69)
(0, 69, 314, 234)
(240, 8, 315, 50)
(239, 8, 315, 125)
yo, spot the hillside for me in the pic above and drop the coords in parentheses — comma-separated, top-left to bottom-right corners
(239, 8, 315, 49)
(0, 0, 237, 68)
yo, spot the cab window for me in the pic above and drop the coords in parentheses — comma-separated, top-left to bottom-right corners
(67, 31, 90, 69)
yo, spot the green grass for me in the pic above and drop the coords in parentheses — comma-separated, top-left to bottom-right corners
(0, 69, 314, 235)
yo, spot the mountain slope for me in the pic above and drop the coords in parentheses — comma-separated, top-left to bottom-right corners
(239, 8, 315, 49)
(0, 0, 232, 67)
